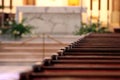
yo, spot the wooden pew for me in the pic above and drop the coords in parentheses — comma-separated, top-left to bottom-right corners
(19, 33, 120, 80)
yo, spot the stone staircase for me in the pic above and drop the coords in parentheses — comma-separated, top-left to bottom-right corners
(0, 35, 82, 64)
(0, 43, 67, 62)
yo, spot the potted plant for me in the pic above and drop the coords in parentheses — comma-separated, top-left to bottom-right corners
(75, 22, 111, 35)
(0, 19, 33, 39)
(8, 19, 33, 39)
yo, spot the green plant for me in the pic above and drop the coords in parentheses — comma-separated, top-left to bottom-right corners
(0, 27, 9, 34)
(75, 22, 111, 35)
(4, 19, 33, 38)
(0, 19, 33, 38)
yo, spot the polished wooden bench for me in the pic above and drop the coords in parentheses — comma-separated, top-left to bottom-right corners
(20, 33, 120, 80)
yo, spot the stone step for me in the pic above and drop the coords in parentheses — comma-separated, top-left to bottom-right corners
(0, 35, 82, 43)
(0, 42, 67, 53)
(1, 46, 64, 49)
(0, 55, 43, 59)
(0, 52, 57, 55)
(0, 35, 83, 64)
(0, 48, 59, 52)
(0, 52, 55, 61)
(0, 54, 52, 59)
(0, 58, 42, 62)
(0, 43, 68, 47)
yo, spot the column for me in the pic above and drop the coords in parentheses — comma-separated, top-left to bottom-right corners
(111, 0, 120, 27)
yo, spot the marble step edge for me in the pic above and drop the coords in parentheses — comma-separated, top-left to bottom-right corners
(0, 52, 57, 55)
(0, 43, 68, 46)
(1, 47, 64, 49)
(0, 59, 42, 62)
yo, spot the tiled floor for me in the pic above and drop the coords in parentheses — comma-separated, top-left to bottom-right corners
(0, 65, 32, 80)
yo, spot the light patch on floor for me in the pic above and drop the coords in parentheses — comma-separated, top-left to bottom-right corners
(0, 66, 32, 80)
